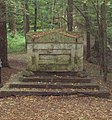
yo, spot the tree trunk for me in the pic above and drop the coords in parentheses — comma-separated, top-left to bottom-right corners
(22, 1, 30, 50)
(86, 28, 91, 59)
(34, 0, 37, 32)
(0, 1, 9, 67)
(25, 3, 30, 34)
(92, 0, 100, 57)
(67, 0, 73, 32)
(52, 0, 57, 26)
(83, 3, 91, 60)
(8, 2, 16, 35)
(100, 0, 107, 82)
(8, 17, 16, 34)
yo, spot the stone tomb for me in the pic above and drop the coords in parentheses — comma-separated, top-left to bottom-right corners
(26, 31, 83, 72)
(0, 31, 110, 98)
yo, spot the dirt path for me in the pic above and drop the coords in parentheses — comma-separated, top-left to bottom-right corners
(1, 53, 27, 84)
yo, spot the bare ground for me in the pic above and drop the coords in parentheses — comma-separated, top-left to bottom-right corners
(0, 53, 112, 120)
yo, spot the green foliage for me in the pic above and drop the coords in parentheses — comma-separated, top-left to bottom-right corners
(107, 26, 112, 46)
(3, 0, 112, 46)
(107, 26, 112, 38)
(7, 32, 25, 53)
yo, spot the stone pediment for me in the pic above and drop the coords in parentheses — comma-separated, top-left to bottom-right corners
(26, 30, 82, 44)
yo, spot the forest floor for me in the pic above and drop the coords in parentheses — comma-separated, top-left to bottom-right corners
(0, 53, 112, 120)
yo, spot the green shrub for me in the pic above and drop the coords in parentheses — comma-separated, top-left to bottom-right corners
(7, 32, 25, 53)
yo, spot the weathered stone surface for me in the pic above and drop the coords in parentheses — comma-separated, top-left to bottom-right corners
(26, 31, 83, 72)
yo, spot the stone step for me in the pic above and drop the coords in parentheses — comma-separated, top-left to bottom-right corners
(30, 71, 78, 77)
(0, 88, 110, 98)
(21, 76, 91, 83)
(33, 71, 77, 76)
(9, 82, 100, 89)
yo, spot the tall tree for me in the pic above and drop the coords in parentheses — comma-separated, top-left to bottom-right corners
(0, 0, 9, 67)
(67, 0, 73, 31)
(83, 3, 91, 60)
(100, 0, 107, 82)
(34, 0, 37, 31)
(23, 2, 30, 34)
(73, 1, 91, 59)
(22, 1, 30, 49)
(8, 1, 16, 35)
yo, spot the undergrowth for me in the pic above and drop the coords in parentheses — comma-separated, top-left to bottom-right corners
(7, 32, 25, 53)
